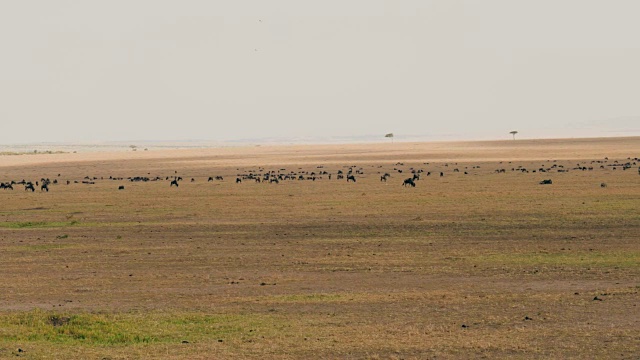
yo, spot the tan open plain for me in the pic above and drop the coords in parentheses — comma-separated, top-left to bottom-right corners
(1, 137, 639, 359)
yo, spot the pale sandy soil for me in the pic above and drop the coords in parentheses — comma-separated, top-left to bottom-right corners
(1, 136, 638, 169)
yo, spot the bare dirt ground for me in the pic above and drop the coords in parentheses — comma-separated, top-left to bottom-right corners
(0, 137, 639, 359)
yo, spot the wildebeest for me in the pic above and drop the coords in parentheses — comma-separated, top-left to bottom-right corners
(346, 175, 356, 182)
(600, 183, 607, 188)
(236, 177, 242, 183)
(170, 179, 179, 187)
(25, 183, 35, 192)
(403, 178, 416, 187)
(539, 179, 553, 185)
(118, 185, 125, 190)
(130, 176, 150, 182)
(41, 183, 49, 192)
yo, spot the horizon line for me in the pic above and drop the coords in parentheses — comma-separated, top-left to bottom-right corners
(2, 134, 639, 149)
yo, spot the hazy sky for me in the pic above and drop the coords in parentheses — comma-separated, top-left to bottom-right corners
(1, 1, 639, 144)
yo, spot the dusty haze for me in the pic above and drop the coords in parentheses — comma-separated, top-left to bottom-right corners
(1, 137, 638, 170)
(1, 1, 639, 144)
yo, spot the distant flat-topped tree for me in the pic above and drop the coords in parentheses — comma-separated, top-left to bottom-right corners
(510, 131, 518, 140)
(385, 133, 394, 143)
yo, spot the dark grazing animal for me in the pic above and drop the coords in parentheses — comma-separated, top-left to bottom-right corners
(170, 179, 179, 187)
(346, 175, 356, 182)
(539, 179, 552, 185)
(403, 178, 416, 187)
(25, 183, 35, 192)
(118, 185, 125, 190)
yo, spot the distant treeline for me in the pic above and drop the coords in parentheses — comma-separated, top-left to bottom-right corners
(0, 150, 68, 156)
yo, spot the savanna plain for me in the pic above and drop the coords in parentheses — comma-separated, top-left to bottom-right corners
(0, 137, 639, 359)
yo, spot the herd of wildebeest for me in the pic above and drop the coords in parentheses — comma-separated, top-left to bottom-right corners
(1, 157, 638, 192)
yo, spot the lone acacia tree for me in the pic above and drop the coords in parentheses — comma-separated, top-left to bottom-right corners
(510, 131, 518, 140)
(385, 133, 394, 143)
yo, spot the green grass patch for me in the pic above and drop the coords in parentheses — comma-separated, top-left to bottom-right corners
(0, 310, 280, 346)
(6, 244, 73, 252)
(475, 251, 640, 268)
(0, 221, 79, 229)
(271, 293, 345, 303)
(0, 221, 154, 229)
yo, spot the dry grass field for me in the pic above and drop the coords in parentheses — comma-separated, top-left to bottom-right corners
(0, 137, 639, 359)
